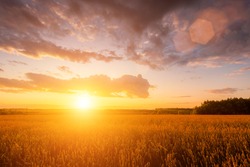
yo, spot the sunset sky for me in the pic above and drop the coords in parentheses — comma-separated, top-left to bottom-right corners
(0, 0, 250, 109)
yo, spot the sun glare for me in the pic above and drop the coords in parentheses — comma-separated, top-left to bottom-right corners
(75, 94, 93, 110)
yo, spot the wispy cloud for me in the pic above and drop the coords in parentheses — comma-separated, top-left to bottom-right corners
(190, 76, 201, 80)
(228, 67, 250, 76)
(8, 60, 27, 66)
(57, 66, 73, 74)
(0, 73, 151, 98)
(0, 0, 249, 69)
(207, 88, 238, 94)
(0, 68, 3, 72)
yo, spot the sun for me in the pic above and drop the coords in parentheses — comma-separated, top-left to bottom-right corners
(75, 94, 93, 110)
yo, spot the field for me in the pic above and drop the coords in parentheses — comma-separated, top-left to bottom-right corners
(0, 113, 250, 167)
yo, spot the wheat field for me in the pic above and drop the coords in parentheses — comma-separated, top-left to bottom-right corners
(0, 114, 250, 167)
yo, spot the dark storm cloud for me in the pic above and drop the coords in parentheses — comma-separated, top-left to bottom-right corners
(0, 0, 249, 69)
(0, 73, 151, 98)
(207, 88, 238, 94)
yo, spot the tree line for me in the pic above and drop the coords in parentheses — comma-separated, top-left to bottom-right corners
(195, 98, 250, 115)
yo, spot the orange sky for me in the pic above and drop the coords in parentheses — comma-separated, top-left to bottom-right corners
(0, 0, 250, 109)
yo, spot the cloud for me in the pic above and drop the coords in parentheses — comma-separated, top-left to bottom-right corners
(169, 0, 250, 68)
(190, 76, 201, 80)
(0, 0, 122, 63)
(67, 0, 197, 33)
(0, 68, 3, 72)
(0, 73, 151, 98)
(57, 66, 73, 74)
(0, 0, 249, 69)
(0, 77, 34, 89)
(228, 66, 250, 76)
(8, 60, 27, 66)
(207, 88, 238, 94)
(0, 37, 122, 63)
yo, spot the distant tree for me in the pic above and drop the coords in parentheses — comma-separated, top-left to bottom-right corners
(195, 98, 250, 115)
